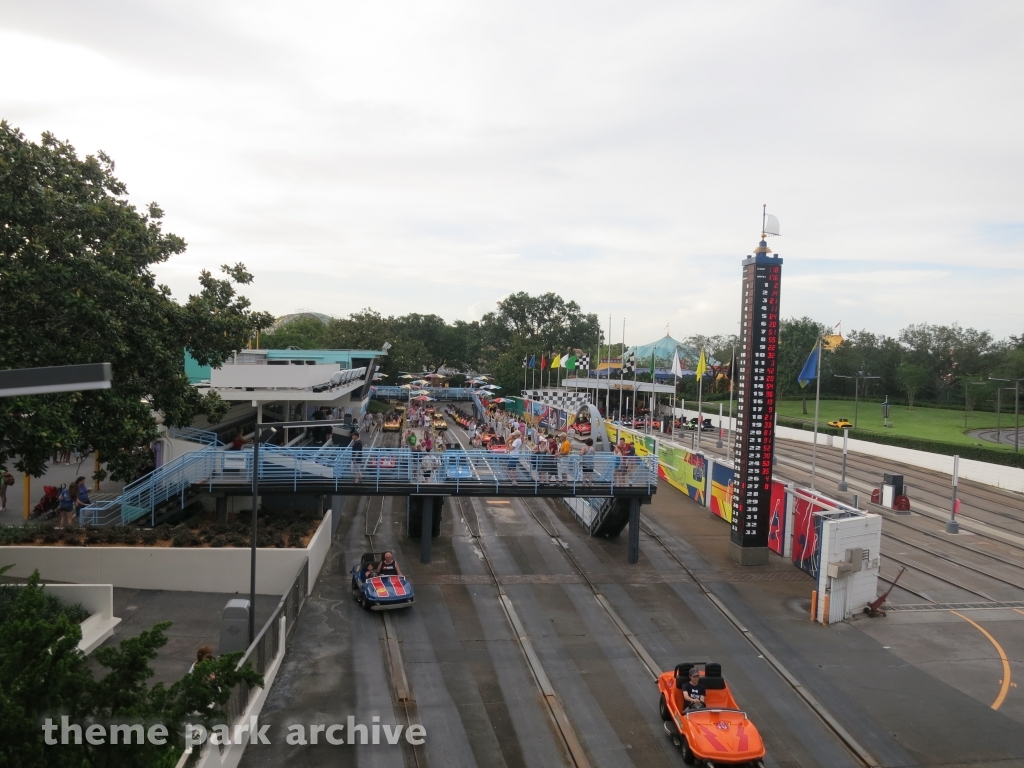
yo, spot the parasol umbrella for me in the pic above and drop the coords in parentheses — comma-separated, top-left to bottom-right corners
(482, 384, 501, 390)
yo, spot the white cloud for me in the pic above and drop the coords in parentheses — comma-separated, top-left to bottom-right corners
(2, 0, 1022, 343)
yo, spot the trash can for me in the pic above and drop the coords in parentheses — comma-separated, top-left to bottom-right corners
(220, 598, 250, 654)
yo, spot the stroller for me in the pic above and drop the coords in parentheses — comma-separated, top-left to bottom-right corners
(31, 485, 63, 519)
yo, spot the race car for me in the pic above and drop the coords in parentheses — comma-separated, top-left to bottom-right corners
(382, 414, 403, 432)
(431, 414, 448, 431)
(444, 451, 474, 480)
(350, 553, 415, 611)
(571, 420, 592, 437)
(827, 419, 853, 429)
(658, 662, 766, 767)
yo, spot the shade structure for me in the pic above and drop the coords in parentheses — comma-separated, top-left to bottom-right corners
(626, 334, 720, 374)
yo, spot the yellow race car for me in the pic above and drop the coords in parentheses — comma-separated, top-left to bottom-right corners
(431, 414, 448, 431)
(827, 419, 853, 429)
(382, 415, 403, 432)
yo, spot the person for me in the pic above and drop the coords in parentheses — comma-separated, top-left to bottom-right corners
(374, 552, 401, 577)
(612, 441, 625, 485)
(230, 429, 250, 451)
(579, 438, 595, 486)
(406, 429, 417, 449)
(681, 668, 706, 710)
(350, 431, 364, 482)
(189, 646, 215, 675)
(507, 430, 522, 484)
(74, 476, 91, 515)
(557, 434, 573, 483)
(0, 466, 13, 512)
(58, 483, 78, 528)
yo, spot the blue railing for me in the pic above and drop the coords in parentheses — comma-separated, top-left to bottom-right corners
(82, 446, 658, 525)
(81, 446, 222, 527)
(371, 386, 489, 401)
(167, 426, 221, 446)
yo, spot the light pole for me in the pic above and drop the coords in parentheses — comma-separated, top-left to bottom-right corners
(248, 417, 352, 644)
(989, 377, 1024, 452)
(838, 427, 850, 492)
(946, 455, 960, 534)
(963, 381, 986, 431)
(833, 369, 879, 429)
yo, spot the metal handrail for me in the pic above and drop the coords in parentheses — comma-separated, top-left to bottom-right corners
(166, 426, 222, 447)
(371, 386, 491, 401)
(225, 560, 309, 732)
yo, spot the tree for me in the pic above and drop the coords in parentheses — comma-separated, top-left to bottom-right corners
(898, 323, 995, 404)
(777, 317, 828, 414)
(261, 316, 329, 349)
(896, 363, 929, 408)
(0, 124, 273, 480)
(0, 570, 262, 767)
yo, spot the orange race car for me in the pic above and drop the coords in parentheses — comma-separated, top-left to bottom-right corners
(658, 662, 766, 767)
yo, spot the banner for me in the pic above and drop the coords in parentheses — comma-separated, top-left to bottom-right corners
(615, 429, 656, 458)
(709, 462, 734, 523)
(792, 492, 828, 578)
(658, 443, 706, 504)
(767, 481, 787, 555)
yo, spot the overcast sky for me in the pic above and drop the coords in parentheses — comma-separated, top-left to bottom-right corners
(3, 1, 1022, 345)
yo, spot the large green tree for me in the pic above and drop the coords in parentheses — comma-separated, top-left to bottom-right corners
(0, 124, 273, 480)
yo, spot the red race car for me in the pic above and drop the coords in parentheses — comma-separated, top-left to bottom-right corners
(658, 662, 766, 767)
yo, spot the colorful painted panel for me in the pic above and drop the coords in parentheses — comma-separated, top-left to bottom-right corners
(792, 493, 827, 578)
(658, 443, 707, 504)
(709, 461, 734, 523)
(767, 481, 787, 555)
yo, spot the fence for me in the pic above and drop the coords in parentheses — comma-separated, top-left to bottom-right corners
(224, 559, 309, 728)
(166, 426, 222, 447)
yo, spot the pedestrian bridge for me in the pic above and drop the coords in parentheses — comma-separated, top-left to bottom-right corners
(81, 446, 657, 527)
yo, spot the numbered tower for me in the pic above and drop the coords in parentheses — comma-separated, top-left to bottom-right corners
(729, 239, 782, 566)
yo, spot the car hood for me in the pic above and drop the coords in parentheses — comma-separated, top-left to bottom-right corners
(683, 710, 765, 761)
(364, 575, 413, 600)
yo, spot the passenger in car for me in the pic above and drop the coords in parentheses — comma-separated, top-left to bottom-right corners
(681, 668, 706, 710)
(376, 551, 403, 577)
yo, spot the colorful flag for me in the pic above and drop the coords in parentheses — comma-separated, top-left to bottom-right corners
(551, 353, 562, 369)
(522, 355, 528, 369)
(541, 355, 548, 370)
(577, 354, 590, 370)
(622, 350, 636, 374)
(695, 349, 707, 379)
(798, 343, 819, 388)
(528, 354, 535, 368)
(565, 354, 577, 371)
(671, 349, 683, 377)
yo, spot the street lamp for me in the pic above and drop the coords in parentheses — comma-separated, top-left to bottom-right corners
(248, 417, 352, 644)
(833, 369, 879, 428)
(963, 381, 987, 430)
(989, 377, 1024, 453)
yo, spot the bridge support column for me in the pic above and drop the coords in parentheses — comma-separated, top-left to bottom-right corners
(420, 498, 434, 564)
(627, 498, 641, 564)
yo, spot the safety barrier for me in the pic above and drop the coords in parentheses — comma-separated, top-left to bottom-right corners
(83, 446, 658, 526)
(166, 426, 221, 447)
(371, 386, 487, 401)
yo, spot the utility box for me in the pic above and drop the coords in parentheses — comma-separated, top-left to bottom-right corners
(220, 598, 250, 655)
(881, 473, 904, 508)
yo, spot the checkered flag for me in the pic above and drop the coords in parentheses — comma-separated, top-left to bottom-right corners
(622, 350, 636, 375)
(577, 354, 590, 370)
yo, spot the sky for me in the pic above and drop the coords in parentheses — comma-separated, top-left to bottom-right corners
(2, 1, 1023, 346)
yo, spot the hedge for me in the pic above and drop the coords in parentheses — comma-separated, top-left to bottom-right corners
(775, 416, 1024, 470)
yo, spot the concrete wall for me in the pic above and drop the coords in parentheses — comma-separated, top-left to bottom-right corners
(0, 510, 334, 596)
(210, 364, 340, 390)
(36, 584, 121, 654)
(667, 405, 1024, 494)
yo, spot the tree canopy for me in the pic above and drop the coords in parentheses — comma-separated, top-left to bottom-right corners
(0, 123, 273, 480)
(0, 569, 262, 767)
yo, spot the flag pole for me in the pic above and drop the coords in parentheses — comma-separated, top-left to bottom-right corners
(619, 318, 625, 421)
(523, 356, 528, 394)
(697, 357, 703, 449)
(605, 315, 611, 417)
(810, 335, 823, 490)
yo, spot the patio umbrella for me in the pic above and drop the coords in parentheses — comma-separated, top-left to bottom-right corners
(482, 384, 501, 390)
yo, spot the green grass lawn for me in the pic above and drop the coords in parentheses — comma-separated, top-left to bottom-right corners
(774, 399, 1012, 450)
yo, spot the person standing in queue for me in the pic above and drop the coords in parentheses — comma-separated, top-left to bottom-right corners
(350, 431, 364, 482)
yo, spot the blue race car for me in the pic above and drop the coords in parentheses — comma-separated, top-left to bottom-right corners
(350, 552, 415, 611)
(444, 450, 473, 480)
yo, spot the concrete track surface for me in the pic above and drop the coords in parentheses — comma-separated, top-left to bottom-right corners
(239, 418, 1024, 768)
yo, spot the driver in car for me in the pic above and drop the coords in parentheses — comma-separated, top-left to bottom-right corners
(681, 668, 706, 710)
(376, 551, 403, 577)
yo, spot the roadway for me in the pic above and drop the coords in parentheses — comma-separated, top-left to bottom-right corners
(238, 414, 1024, 767)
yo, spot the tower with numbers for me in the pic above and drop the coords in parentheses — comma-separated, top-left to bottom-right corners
(729, 238, 782, 566)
